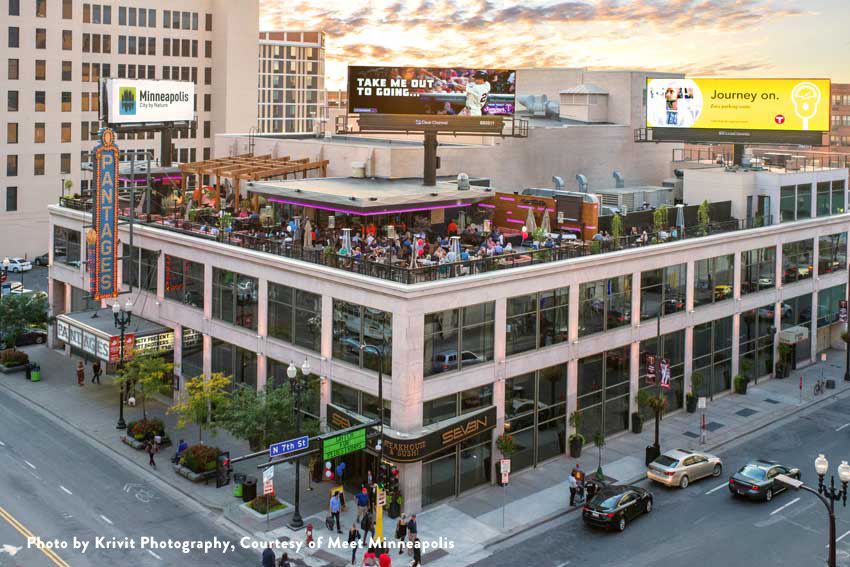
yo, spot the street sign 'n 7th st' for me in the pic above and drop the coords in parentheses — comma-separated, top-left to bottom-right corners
(269, 436, 309, 458)
(323, 428, 366, 460)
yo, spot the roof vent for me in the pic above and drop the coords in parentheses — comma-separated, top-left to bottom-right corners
(351, 161, 366, 178)
(613, 171, 624, 188)
(576, 174, 588, 193)
(552, 176, 565, 191)
(369, 197, 378, 201)
(430, 192, 439, 197)
(517, 94, 560, 118)
(457, 173, 470, 191)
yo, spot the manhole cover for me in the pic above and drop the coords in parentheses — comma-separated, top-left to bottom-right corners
(736, 408, 758, 417)
(682, 431, 699, 438)
(705, 421, 725, 432)
(764, 398, 781, 404)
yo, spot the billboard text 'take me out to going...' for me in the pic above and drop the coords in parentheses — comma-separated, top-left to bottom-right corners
(348, 66, 516, 116)
(104, 79, 195, 125)
(646, 78, 830, 132)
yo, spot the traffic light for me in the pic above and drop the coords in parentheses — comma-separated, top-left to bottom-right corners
(216, 451, 231, 488)
(388, 465, 399, 495)
(378, 461, 390, 489)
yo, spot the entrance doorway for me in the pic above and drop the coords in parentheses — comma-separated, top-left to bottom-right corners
(337, 448, 379, 491)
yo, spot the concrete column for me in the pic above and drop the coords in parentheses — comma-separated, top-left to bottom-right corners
(320, 294, 333, 364)
(494, 297, 507, 364)
(494, 377, 506, 437)
(772, 301, 782, 380)
(733, 252, 741, 300)
(629, 340, 640, 414)
(172, 324, 183, 397)
(813, 236, 821, 280)
(257, 278, 268, 338)
(202, 333, 212, 378)
(630, 272, 640, 327)
(731, 313, 741, 378)
(64, 283, 72, 313)
(399, 461, 423, 514)
(203, 264, 213, 320)
(683, 325, 694, 394)
(568, 284, 580, 342)
(566, 358, 578, 436)
(686, 260, 695, 312)
(810, 290, 819, 362)
(776, 243, 784, 290)
(256, 354, 267, 391)
(319, 376, 330, 432)
(156, 252, 165, 300)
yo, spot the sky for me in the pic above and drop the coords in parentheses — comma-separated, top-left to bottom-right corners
(259, 0, 850, 90)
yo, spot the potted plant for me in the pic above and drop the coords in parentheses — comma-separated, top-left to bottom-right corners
(686, 372, 704, 413)
(495, 433, 515, 459)
(777, 344, 793, 378)
(630, 411, 643, 434)
(568, 411, 585, 458)
(734, 374, 749, 395)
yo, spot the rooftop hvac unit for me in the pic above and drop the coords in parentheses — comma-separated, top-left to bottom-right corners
(779, 326, 809, 344)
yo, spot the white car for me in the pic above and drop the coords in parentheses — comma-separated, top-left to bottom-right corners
(4, 258, 32, 272)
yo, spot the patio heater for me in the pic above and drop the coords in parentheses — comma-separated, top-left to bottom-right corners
(341, 228, 353, 255)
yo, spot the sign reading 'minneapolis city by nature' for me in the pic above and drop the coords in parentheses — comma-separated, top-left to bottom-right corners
(104, 79, 195, 124)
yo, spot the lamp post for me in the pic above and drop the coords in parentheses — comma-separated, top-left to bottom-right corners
(112, 299, 133, 430)
(777, 454, 850, 567)
(286, 358, 311, 529)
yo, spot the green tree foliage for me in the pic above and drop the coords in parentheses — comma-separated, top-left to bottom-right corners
(168, 372, 231, 444)
(115, 353, 173, 420)
(217, 381, 320, 451)
(0, 293, 50, 350)
(653, 206, 669, 235)
(698, 200, 711, 235)
(610, 214, 622, 249)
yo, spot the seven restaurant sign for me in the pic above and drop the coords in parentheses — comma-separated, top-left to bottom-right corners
(93, 128, 119, 300)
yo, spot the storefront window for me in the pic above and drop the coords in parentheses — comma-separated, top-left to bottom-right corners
(694, 255, 733, 307)
(422, 447, 456, 507)
(423, 385, 493, 426)
(424, 302, 494, 378)
(640, 264, 686, 320)
(458, 432, 492, 493)
(832, 180, 846, 215)
(639, 330, 686, 413)
(164, 255, 204, 308)
(739, 307, 775, 381)
(332, 300, 392, 375)
(181, 327, 203, 380)
(741, 246, 776, 295)
(70, 286, 99, 311)
(122, 245, 157, 292)
(268, 283, 321, 353)
(817, 182, 831, 216)
(576, 346, 630, 441)
(818, 233, 847, 275)
(212, 268, 258, 331)
(579, 275, 631, 336)
(506, 287, 568, 356)
(53, 225, 80, 267)
(330, 381, 391, 428)
(782, 239, 814, 284)
(780, 294, 812, 366)
(780, 185, 796, 223)
(692, 317, 733, 398)
(211, 337, 257, 389)
(818, 285, 847, 328)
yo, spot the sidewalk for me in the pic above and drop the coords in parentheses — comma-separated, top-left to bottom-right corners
(3, 345, 850, 567)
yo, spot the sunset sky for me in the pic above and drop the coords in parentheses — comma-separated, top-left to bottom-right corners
(260, 0, 850, 90)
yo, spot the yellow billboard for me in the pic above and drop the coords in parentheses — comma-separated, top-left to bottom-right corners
(646, 78, 830, 132)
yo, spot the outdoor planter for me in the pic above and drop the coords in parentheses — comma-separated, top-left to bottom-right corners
(686, 395, 698, 413)
(734, 376, 749, 395)
(631, 412, 643, 434)
(239, 497, 290, 521)
(121, 435, 172, 450)
(569, 436, 584, 458)
(173, 463, 216, 483)
(0, 362, 28, 374)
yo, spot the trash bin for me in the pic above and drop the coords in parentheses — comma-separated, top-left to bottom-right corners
(233, 473, 246, 498)
(30, 363, 41, 382)
(25, 364, 32, 380)
(242, 476, 257, 503)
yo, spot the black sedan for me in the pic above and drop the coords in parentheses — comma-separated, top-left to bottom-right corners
(33, 253, 49, 266)
(582, 484, 653, 532)
(0, 329, 47, 349)
(728, 460, 801, 501)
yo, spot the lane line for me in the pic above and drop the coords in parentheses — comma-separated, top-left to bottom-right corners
(99, 514, 113, 525)
(0, 440, 5, 446)
(836, 423, 850, 432)
(827, 528, 850, 547)
(147, 550, 162, 560)
(705, 482, 728, 495)
(0, 505, 73, 567)
(59, 486, 72, 495)
(770, 497, 800, 515)
(23, 460, 36, 470)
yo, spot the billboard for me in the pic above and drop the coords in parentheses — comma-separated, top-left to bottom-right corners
(647, 78, 830, 131)
(104, 79, 194, 124)
(348, 66, 516, 116)
(93, 128, 119, 301)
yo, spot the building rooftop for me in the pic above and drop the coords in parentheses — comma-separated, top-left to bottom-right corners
(560, 84, 609, 95)
(62, 308, 169, 337)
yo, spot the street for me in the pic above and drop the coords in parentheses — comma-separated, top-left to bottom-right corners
(478, 395, 850, 567)
(2, 265, 49, 294)
(0, 387, 259, 567)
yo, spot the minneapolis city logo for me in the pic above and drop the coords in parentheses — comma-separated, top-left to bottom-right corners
(119, 87, 136, 115)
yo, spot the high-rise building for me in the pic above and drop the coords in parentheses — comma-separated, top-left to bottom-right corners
(257, 31, 325, 135)
(0, 0, 258, 256)
(829, 84, 850, 148)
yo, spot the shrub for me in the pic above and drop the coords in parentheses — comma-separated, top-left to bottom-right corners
(128, 418, 165, 441)
(179, 444, 220, 474)
(0, 349, 29, 365)
(249, 496, 286, 514)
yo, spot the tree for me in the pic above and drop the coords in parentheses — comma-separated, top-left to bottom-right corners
(114, 353, 173, 420)
(637, 389, 668, 450)
(610, 214, 623, 249)
(216, 381, 319, 451)
(593, 431, 606, 480)
(0, 293, 50, 350)
(698, 200, 711, 236)
(653, 206, 669, 236)
(168, 372, 231, 444)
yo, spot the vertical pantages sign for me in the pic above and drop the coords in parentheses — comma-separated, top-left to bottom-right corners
(93, 128, 119, 300)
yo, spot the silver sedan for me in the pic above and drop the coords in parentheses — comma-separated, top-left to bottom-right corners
(646, 448, 723, 488)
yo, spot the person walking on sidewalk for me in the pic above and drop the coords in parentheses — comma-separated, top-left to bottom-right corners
(361, 546, 377, 566)
(394, 513, 408, 555)
(330, 491, 342, 533)
(410, 538, 422, 567)
(356, 486, 370, 522)
(76, 361, 85, 387)
(348, 522, 361, 565)
(91, 360, 102, 384)
(146, 439, 158, 469)
(378, 548, 392, 567)
(568, 470, 578, 506)
(360, 509, 375, 543)
(261, 544, 276, 567)
(277, 552, 290, 567)
(406, 515, 417, 556)
(336, 460, 347, 486)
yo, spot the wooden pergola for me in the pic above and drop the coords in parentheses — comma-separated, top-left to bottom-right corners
(178, 154, 329, 211)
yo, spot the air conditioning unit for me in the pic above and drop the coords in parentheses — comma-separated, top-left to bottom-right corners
(779, 326, 809, 344)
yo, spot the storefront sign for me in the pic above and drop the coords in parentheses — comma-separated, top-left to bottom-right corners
(56, 320, 69, 343)
(82, 331, 97, 355)
(108, 335, 134, 362)
(322, 428, 366, 461)
(384, 406, 497, 463)
(134, 331, 174, 354)
(96, 337, 110, 361)
(69, 326, 83, 348)
(92, 127, 119, 300)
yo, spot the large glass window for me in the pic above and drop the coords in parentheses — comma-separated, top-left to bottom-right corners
(819, 233, 847, 275)
(694, 254, 734, 307)
(740, 307, 775, 381)
(741, 246, 776, 295)
(639, 330, 686, 414)
(506, 287, 568, 356)
(70, 286, 99, 312)
(640, 264, 686, 320)
(330, 381, 391, 427)
(424, 303, 494, 377)
(796, 183, 812, 219)
(212, 268, 258, 331)
(818, 285, 847, 328)
(817, 182, 832, 217)
(164, 255, 204, 308)
(423, 385, 494, 426)
(576, 346, 630, 442)
(268, 283, 321, 353)
(181, 327, 203, 380)
(779, 294, 812, 366)
(579, 275, 631, 336)
(782, 239, 814, 284)
(211, 338, 256, 389)
(832, 180, 846, 215)
(332, 300, 392, 375)
(121, 245, 157, 292)
(268, 358, 320, 421)
(53, 225, 80, 266)
(692, 317, 733, 398)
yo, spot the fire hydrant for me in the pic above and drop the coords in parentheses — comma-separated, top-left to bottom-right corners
(305, 524, 314, 547)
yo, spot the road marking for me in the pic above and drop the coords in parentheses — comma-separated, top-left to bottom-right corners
(59, 486, 72, 495)
(1, 544, 22, 556)
(836, 423, 850, 432)
(0, 505, 72, 567)
(0, 441, 5, 446)
(770, 497, 800, 515)
(147, 550, 162, 560)
(705, 482, 728, 495)
(28, 471, 41, 481)
(100, 514, 113, 525)
(827, 528, 850, 547)
(23, 460, 36, 470)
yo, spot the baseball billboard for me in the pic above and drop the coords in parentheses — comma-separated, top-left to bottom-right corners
(348, 66, 516, 116)
(104, 79, 194, 125)
(646, 78, 830, 144)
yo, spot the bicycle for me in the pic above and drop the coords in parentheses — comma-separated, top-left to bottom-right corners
(814, 377, 826, 396)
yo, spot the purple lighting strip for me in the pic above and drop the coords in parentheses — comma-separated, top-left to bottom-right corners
(268, 198, 475, 216)
(499, 196, 515, 201)
(506, 218, 524, 224)
(477, 203, 496, 208)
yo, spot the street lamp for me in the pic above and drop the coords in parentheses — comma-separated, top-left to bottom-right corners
(777, 454, 850, 567)
(286, 358, 311, 529)
(112, 299, 133, 430)
(359, 342, 386, 485)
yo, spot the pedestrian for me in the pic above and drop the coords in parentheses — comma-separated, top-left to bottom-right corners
(348, 522, 361, 565)
(362, 546, 377, 566)
(378, 548, 392, 567)
(330, 491, 342, 533)
(356, 486, 370, 522)
(91, 360, 102, 384)
(277, 552, 290, 567)
(406, 515, 417, 556)
(568, 470, 578, 506)
(360, 509, 375, 542)
(394, 513, 407, 555)
(262, 544, 276, 567)
(146, 438, 158, 469)
(410, 537, 422, 567)
(336, 460, 346, 486)
(76, 361, 85, 387)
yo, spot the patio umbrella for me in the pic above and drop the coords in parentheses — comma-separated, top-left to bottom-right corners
(525, 207, 538, 235)
(540, 208, 551, 235)
(303, 219, 313, 248)
(675, 204, 685, 237)
(341, 228, 353, 256)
